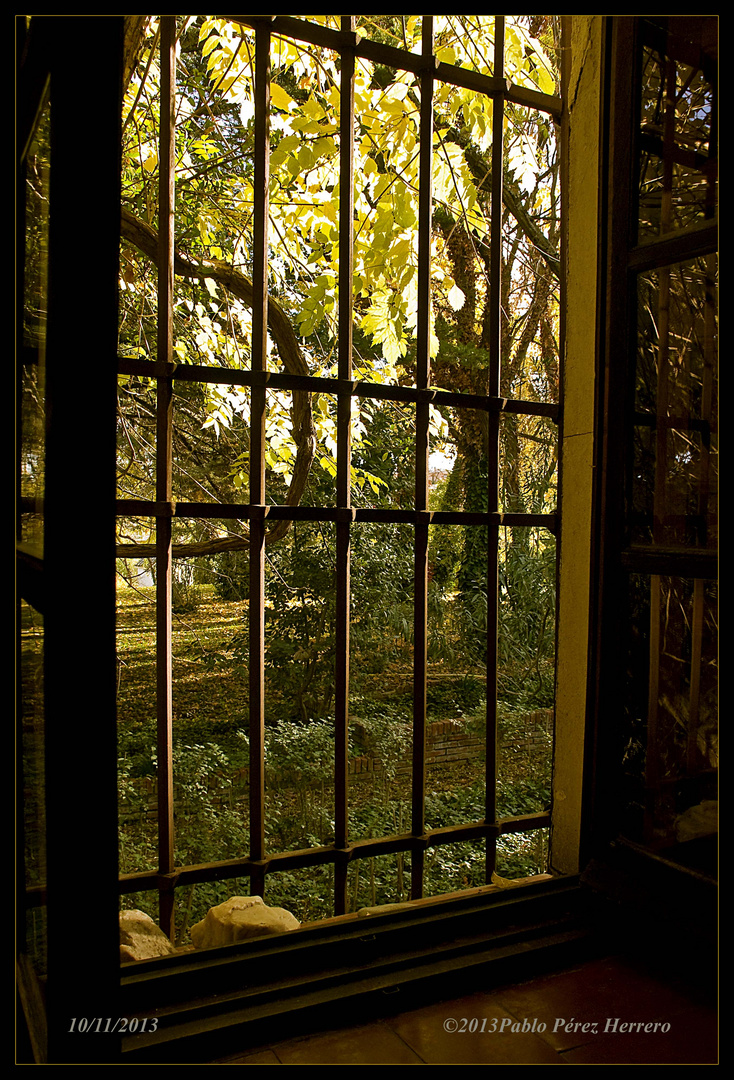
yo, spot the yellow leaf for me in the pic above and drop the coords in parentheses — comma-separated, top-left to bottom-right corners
(270, 83, 294, 112)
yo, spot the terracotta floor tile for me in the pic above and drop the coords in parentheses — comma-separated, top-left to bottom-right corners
(270, 1021, 424, 1064)
(207, 953, 717, 1064)
(560, 1009, 718, 1065)
(491, 956, 708, 1052)
(384, 995, 562, 1064)
(216, 1048, 282, 1065)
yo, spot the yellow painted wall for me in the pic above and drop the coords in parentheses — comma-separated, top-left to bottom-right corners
(551, 16, 601, 874)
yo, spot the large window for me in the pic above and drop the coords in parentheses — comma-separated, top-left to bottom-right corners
(114, 16, 562, 940)
(16, 15, 718, 1064)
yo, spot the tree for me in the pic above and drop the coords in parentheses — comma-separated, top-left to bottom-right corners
(116, 15, 561, 714)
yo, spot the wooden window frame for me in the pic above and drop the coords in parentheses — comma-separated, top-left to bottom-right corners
(18, 15, 579, 1064)
(586, 15, 717, 872)
(115, 14, 562, 931)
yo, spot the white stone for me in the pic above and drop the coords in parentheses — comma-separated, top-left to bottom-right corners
(675, 800, 718, 843)
(190, 895, 300, 949)
(119, 909, 177, 962)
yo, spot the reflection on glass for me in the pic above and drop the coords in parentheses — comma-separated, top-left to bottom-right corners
(633, 256, 717, 547)
(638, 19, 717, 240)
(21, 103, 51, 554)
(620, 574, 717, 857)
(20, 601, 46, 892)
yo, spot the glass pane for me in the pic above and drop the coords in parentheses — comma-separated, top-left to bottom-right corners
(20, 101, 51, 554)
(423, 839, 485, 898)
(349, 522, 413, 843)
(499, 526, 556, 709)
(265, 865, 334, 924)
(20, 601, 46, 892)
(347, 852, 410, 911)
(638, 19, 717, 239)
(496, 829, 549, 879)
(352, 53, 422, 389)
(172, 556, 249, 866)
(620, 574, 717, 865)
(503, 100, 561, 408)
(117, 574, 158, 874)
(117, 374, 156, 502)
(171, 383, 252, 506)
(498, 705, 553, 817)
(262, 522, 336, 857)
(633, 256, 718, 547)
(499, 413, 557, 514)
(353, 398, 415, 509)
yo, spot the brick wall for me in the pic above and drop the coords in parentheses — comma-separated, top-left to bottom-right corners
(349, 708, 553, 779)
(119, 709, 554, 817)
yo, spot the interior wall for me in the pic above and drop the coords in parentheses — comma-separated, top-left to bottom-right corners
(551, 15, 602, 875)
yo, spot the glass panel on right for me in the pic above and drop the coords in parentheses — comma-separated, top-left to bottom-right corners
(638, 17, 717, 240)
(633, 256, 718, 548)
(619, 573, 717, 874)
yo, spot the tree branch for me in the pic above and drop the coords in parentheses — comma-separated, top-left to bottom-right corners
(118, 207, 316, 556)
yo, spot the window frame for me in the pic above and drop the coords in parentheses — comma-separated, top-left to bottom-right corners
(115, 14, 562, 932)
(18, 14, 581, 1064)
(586, 15, 718, 871)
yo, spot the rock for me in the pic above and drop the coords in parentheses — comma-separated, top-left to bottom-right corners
(675, 800, 718, 843)
(190, 895, 300, 949)
(120, 909, 177, 962)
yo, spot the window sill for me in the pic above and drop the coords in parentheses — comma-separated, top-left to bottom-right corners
(119, 873, 588, 1062)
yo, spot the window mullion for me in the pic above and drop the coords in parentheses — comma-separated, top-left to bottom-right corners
(334, 17, 355, 913)
(248, 23, 271, 890)
(411, 15, 435, 900)
(484, 15, 506, 880)
(155, 15, 176, 938)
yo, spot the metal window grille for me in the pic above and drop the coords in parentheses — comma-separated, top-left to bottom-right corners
(116, 15, 562, 937)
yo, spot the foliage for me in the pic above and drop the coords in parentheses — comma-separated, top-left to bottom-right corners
(115, 15, 561, 929)
(118, 14, 560, 518)
(117, 586, 552, 933)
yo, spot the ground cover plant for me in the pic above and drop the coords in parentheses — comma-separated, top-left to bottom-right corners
(114, 14, 560, 941)
(116, 577, 553, 937)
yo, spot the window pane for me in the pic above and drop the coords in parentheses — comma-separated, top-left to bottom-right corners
(499, 527, 556, 710)
(638, 20, 717, 239)
(20, 102, 50, 554)
(633, 256, 718, 548)
(20, 601, 46, 895)
(500, 413, 557, 514)
(620, 574, 717, 858)
(113, 16, 562, 926)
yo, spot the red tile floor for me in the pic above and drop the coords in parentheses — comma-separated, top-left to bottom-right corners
(213, 954, 718, 1065)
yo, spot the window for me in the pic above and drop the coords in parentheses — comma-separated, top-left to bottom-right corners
(21, 16, 716, 1067)
(589, 15, 717, 874)
(113, 16, 562, 938)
